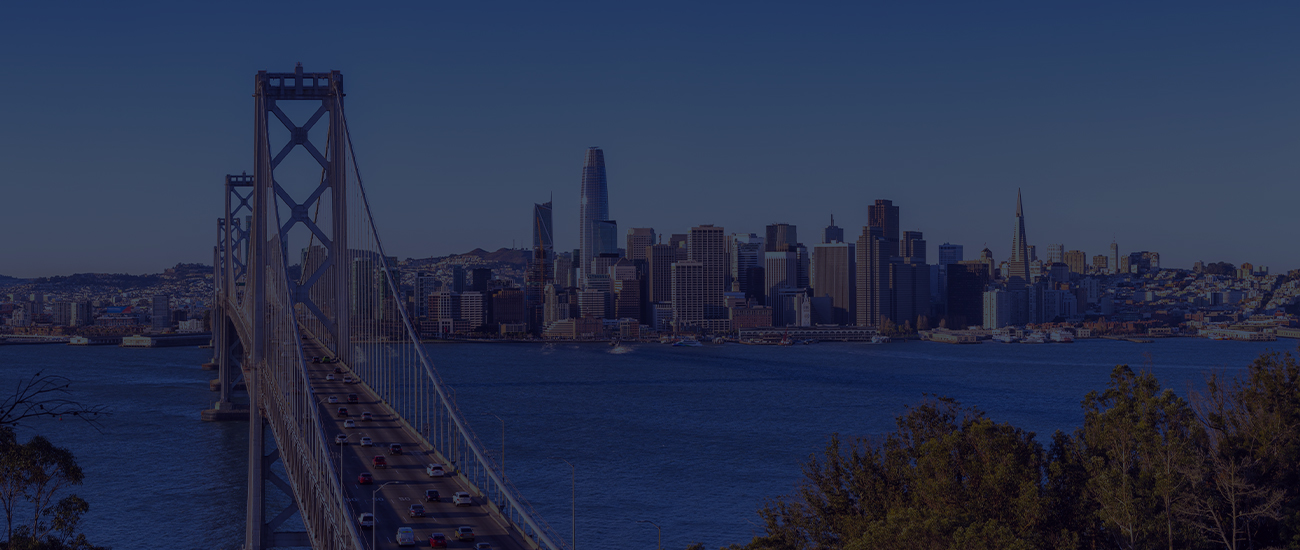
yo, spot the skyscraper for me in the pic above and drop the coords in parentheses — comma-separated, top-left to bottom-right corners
(765, 223, 798, 252)
(578, 147, 614, 285)
(1006, 190, 1030, 286)
(1064, 250, 1087, 274)
(646, 243, 675, 303)
(528, 200, 555, 328)
(671, 260, 705, 330)
(901, 230, 926, 263)
(730, 233, 763, 293)
(811, 242, 855, 325)
(855, 227, 891, 327)
(688, 225, 728, 318)
(822, 216, 844, 244)
(626, 228, 656, 262)
(1045, 244, 1064, 264)
(533, 201, 554, 258)
(1109, 241, 1120, 275)
(152, 294, 171, 331)
(763, 250, 797, 325)
(938, 243, 964, 265)
(868, 200, 900, 256)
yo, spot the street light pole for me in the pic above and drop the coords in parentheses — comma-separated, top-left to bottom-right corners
(372, 481, 399, 550)
(550, 456, 575, 550)
(636, 520, 662, 550)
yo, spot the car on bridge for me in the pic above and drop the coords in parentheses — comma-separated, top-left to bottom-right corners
(361, 411, 373, 420)
(474, 543, 492, 550)
(347, 393, 358, 403)
(357, 512, 373, 529)
(389, 443, 403, 455)
(326, 374, 335, 381)
(335, 434, 348, 445)
(336, 407, 348, 418)
(344, 375, 354, 383)
(453, 492, 472, 506)
(429, 533, 447, 548)
(333, 366, 343, 374)
(372, 455, 387, 468)
(358, 472, 373, 484)
(395, 527, 416, 546)
(327, 396, 338, 404)
(426, 464, 445, 477)
(455, 526, 474, 541)
(344, 419, 356, 428)
(360, 437, 373, 446)
(311, 356, 321, 363)
(424, 489, 439, 502)
(408, 503, 425, 517)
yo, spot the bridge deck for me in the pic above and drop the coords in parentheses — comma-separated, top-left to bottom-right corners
(305, 342, 533, 550)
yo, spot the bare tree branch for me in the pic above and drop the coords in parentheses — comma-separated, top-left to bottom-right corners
(0, 372, 109, 432)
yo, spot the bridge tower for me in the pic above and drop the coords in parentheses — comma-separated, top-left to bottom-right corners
(203, 174, 254, 422)
(245, 64, 353, 550)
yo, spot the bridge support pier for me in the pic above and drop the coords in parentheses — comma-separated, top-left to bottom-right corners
(246, 409, 311, 549)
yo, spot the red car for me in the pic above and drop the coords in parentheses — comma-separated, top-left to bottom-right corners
(357, 472, 373, 484)
(429, 534, 447, 548)
(372, 455, 387, 468)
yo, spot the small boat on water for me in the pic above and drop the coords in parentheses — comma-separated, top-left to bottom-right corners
(1049, 330, 1074, 343)
(1022, 331, 1047, 344)
(672, 338, 703, 347)
(712, 337, 726, 344)
(992, 334, 1017, 343)
(870, 335, 891, 344)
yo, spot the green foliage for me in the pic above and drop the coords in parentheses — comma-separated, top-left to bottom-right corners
(730, 351, 1300, 550)
(0, 428, 106, 550)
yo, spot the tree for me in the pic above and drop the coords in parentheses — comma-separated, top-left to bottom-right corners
(0, 373, 107, 430)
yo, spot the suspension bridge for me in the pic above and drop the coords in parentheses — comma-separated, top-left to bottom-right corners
(204, 65, 568, 550)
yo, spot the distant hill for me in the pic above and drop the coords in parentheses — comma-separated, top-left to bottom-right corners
(457, 247, 530, 266)
(0, 274, 25, 288)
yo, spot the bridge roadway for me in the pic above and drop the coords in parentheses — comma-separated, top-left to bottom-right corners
(303, 342, 531, 550)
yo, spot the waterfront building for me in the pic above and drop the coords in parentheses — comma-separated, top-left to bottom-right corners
(671, 260, 705, 330)
(855, 226, 891, 327)
(868, 200, 900, 257)
(490, 288, 526, 328)
(1064, 250, 1087, 274)
(774, 287, 812, 327)
(578, 147, 616, 285)
(765, 223, 798, 252)
(811, 242, 855, 325)
(730, 233, 763, 293)
(578, 289, 607, 319)
(459, 291, 486, 331)
(151, 294, 170, 331)
(822, 216, 844, 244)
(626, 228, 656, 262)
(763, 250, 798, 317)
(688, 224, 729, 318)
(730, 304, 773, 330)
(890, 261, 930, 328)
(647, 243, 675, 303)
(982, 288, 1013, 329)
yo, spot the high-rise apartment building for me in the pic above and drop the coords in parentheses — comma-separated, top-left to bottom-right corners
(765, 223, 798, 252)
(1093, 255, 1109, 273)
(669, 234, 689, 262)
(626, 228, 656, 262)
(811, 242, 855, 325)
(578, 147, 615, 284)
(868, 200, 900, 256)
(415, 274, 439, 318)
(671, 260, 705, 330)
(822, 216, 844, 244)
(646, 243, 675, 304)
(1108, 241, 1120, 275)
(151, 294, 170, 331)
(687, 225, 728, 318)
(901, 230, 926, 263)
(1045, 244, 1064, 264)
(938, 243, 963, 266)
(855, 227, 891, 327)
(1064, 250, 1087, 274)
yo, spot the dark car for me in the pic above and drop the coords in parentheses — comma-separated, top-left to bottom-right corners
(408, 503, 425, 517)
(333, 366, 343, 374)
(424, 489, 440, 502)
(310, 356, 321, 364)
(372, 455, 387, 468)
(429, 534, 447, 548)
(336, 407, 348, 418)
(347, 393, 358, 403)
(389, 443, 403, 455)
(357, 472, 373, 484)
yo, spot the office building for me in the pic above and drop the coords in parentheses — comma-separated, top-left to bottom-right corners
(460, 292, 486, 330)
(938, 243, 963, 266)
(763, 250, 798, 315)
(1006, 190, 1030, 286)
(765, 223, 797, 252)
(855, 227, 891, 327)
(626, 228, 656, 262)
(671, 260, 705, 330)
(151, 295, 170, 331)
(822, 216, 844, 244)
(868, 200, 900, 256)
(415, 274, 439, 318)
(890, 262, 930, 328)
(795, 244, 810, 290)
(577, 289, 607, 319)
(647, 243, 675, 303)
(470, 268, 492, 292)
(688, 225, 729, 318)
(1109, 241, 1120, 275)
(1064, 250, 1087, 274)
(1046, 244, 1064, 264)
(578, 147, 615, 284)
(811, 242, 855, 325)
(946, 263, 990, 329)
(743, 266, 766, 305)
(901, 230, 925, 263)
(451, 266, 467, 293)
(730, 233, 763, 293)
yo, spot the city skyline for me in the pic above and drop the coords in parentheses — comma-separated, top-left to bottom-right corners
(3, 3, 1299, 277)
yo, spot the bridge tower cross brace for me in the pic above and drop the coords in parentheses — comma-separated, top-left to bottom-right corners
(246, 64, 350, 550)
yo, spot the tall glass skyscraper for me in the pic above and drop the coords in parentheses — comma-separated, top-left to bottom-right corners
(579, 147, 615, 285)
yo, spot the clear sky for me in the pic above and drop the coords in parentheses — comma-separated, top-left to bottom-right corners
(1, 2, 1296, 277)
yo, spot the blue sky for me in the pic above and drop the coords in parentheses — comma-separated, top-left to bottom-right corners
(1, 2, 1296, 277)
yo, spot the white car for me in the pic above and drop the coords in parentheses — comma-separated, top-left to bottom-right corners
(426, 464, 445, 477)
(327, 396, 338, 404)
(343, 375, 354, 383)
(395, 527, 416, 546)
(360, 437, 373, 447)
(335, 434, 347, 445)
(343, 419, 356, 428)
(357, 512, 373, 529)
(326, 373, 335, 381)
(474, 544, 493, 550)
(452, 492, 472, 506)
